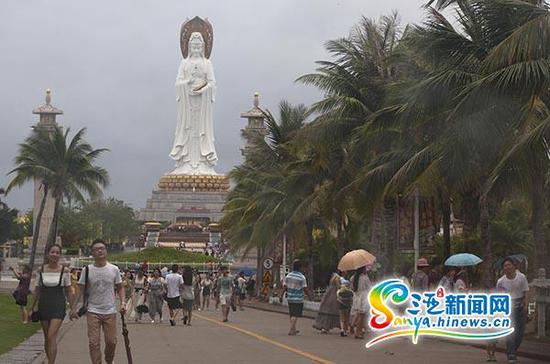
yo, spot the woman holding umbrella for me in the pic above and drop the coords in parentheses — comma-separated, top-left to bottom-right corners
(438, 267, 456, 292)
(444, 253, 482, 293)
(338, 249, 375, 339)
(454, 268, 469, 292)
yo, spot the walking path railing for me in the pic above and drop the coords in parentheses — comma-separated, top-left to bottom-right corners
(70, 258, 231, 272)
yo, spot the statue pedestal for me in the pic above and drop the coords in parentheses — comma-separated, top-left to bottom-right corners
(139, 174, 229, 223)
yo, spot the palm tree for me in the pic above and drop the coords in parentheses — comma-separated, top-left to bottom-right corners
(6, 126, 109, 268)
(224, 3, 550, 284)
(468, 0, 550, 272)
(367, 0, 550, 279)
(222, 100, 308, 286)
(296, 13, 405, 265)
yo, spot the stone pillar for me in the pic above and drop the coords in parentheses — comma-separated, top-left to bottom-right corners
(239, 92, 267, 155)
(532, 268, 549, 338)
(240, 93, 268, 294)
(31, 90, 63, 260)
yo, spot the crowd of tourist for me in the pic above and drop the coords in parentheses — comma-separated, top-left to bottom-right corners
(118, 264, 252, 326)
(301, 256, 529, 363)
(7, 240, 530, 364)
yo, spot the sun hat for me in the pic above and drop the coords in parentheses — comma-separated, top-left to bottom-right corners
(416, 258, 430, 267)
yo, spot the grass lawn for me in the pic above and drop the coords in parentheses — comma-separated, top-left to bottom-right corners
(0, 294, 40, 355)
(108, 247, 222, 264)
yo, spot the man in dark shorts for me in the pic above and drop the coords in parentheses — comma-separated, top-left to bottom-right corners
(280, 260, 312, 335)
(164, 264, 184, 326)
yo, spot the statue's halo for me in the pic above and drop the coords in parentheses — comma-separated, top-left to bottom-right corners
(180, 16, 213, 59)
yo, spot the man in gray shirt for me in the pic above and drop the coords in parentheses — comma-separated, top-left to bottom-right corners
(70, 239, 126, 364)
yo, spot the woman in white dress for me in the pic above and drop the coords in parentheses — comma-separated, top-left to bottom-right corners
(132, 270, 147, 322)
(350, 266, 372, 339)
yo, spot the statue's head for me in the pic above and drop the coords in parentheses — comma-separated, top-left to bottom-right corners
(189, 32, 205, 57)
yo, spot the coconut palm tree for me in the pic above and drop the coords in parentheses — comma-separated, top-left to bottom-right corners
(422, 0, 550, 276)
(367, 0, 550, 278)
(296, 13, 405, 264)
(222, 101, 308, 285)
(6, 126, 109, 268)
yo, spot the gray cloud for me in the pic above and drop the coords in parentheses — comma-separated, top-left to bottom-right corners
(0, 0, 424, 211)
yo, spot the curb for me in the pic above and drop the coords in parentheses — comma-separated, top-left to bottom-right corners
(243, 302, 550, 362)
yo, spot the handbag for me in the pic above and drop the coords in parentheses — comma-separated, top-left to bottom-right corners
(78, 265, 89, 317)
(136, 304, 149, 314)
(230, 295, 237, 312)
(30, 311, 41, 322)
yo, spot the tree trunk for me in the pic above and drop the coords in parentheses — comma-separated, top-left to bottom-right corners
(44, 194, 61, 262)
(29, 184, 48, 269)
(441, 195, 451, 259)
(274, 262, 281, 290)
(336, 219, 345, 259)
(256, 245, 263, 298)
(479, 194, 492, 288)
(461, 191, 479, 253)
(306, 219, 315, 290)
(531, 174, 547, 272)
(371, 207, 383, 255)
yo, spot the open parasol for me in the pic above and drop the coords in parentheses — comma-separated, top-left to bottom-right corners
(121, 314, 133, 364)
(444, 253, 482, 267)
(338, 249, 376, 271)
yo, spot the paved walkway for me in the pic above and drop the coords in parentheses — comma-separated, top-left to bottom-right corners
(0, 331, 44, 364)
(40, 306, 546, 364)
(2, 274, 549, 363)
(243, 299, 550, 362)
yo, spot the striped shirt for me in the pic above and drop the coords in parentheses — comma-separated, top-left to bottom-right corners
(284, 271, 307, 303)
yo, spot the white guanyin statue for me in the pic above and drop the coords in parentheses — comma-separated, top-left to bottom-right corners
(169, 18, 218, 175)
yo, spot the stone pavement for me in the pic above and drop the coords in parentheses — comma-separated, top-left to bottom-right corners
(2, 274, 549, 363)
(0, 331, 44, 364)
(31, 305, 549, 363)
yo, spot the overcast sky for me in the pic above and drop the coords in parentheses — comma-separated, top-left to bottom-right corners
(0, 0, 425, 212)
